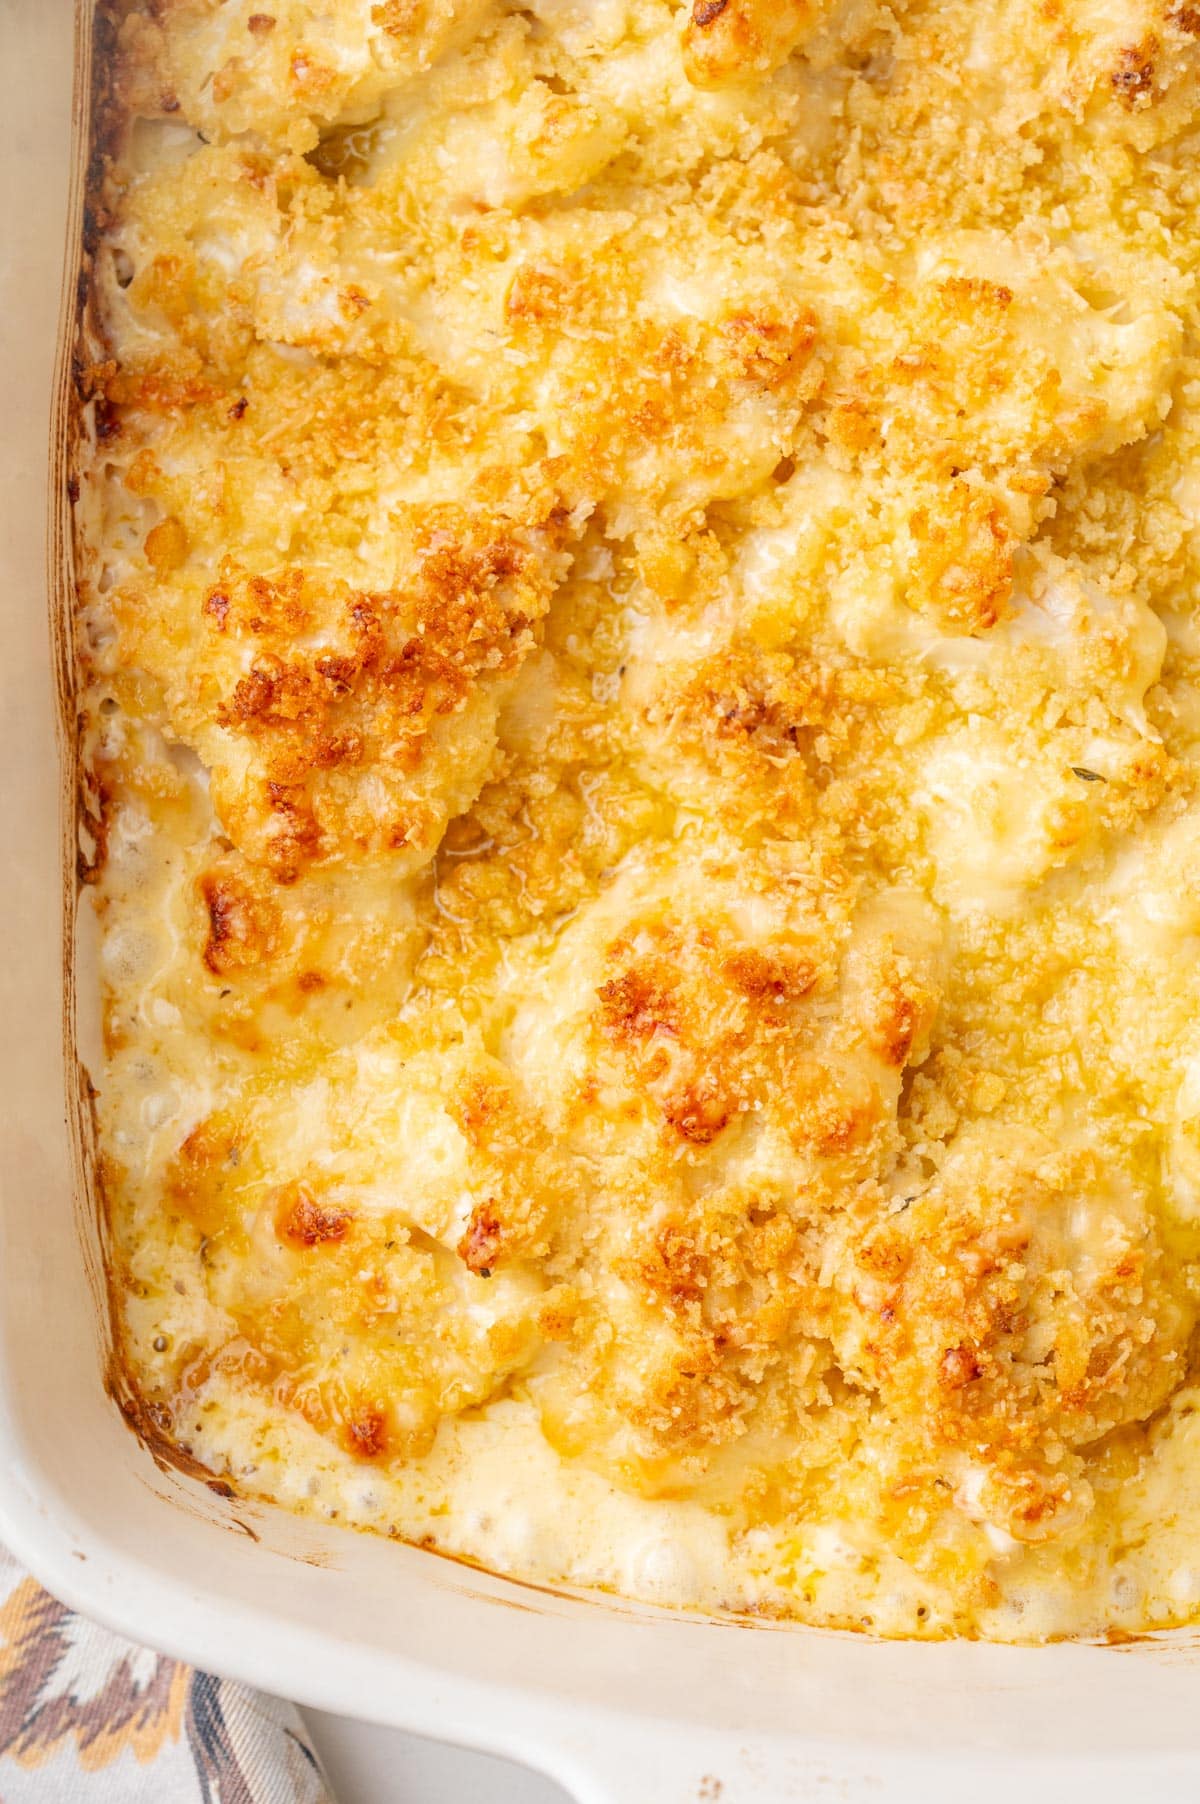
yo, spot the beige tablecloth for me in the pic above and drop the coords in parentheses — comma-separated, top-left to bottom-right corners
(0, 1547, 334, 1803)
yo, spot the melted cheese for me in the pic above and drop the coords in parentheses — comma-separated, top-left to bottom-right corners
(78, 0, 1200, 1640)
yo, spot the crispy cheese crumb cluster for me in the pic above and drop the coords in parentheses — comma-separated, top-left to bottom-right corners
(79, 0, 1200, 1639)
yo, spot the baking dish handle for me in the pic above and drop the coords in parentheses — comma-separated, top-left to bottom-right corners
(541, 1735, 1200, 1804)
(534, 1726, 886, 1804)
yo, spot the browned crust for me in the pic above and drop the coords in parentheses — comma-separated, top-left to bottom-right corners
(63, 0, 221, 1501)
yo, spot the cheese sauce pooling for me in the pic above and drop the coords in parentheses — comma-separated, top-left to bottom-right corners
(79, 0, 1200, 1639)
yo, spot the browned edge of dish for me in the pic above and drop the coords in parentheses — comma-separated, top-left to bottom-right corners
(52, 0, 214, 1488)
(54, 0, 112, 1391)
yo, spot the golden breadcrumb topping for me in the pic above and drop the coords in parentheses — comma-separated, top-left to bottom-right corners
(78, 0, 1200, 1638)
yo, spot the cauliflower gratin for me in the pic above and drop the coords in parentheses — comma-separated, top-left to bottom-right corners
(75, 0, 1200, 1641)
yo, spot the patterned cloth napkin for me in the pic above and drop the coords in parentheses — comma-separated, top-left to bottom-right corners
(0, 1546, 334, 1802)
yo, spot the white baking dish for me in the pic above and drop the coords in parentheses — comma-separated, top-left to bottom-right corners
(4, 6, 1200, 1799)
